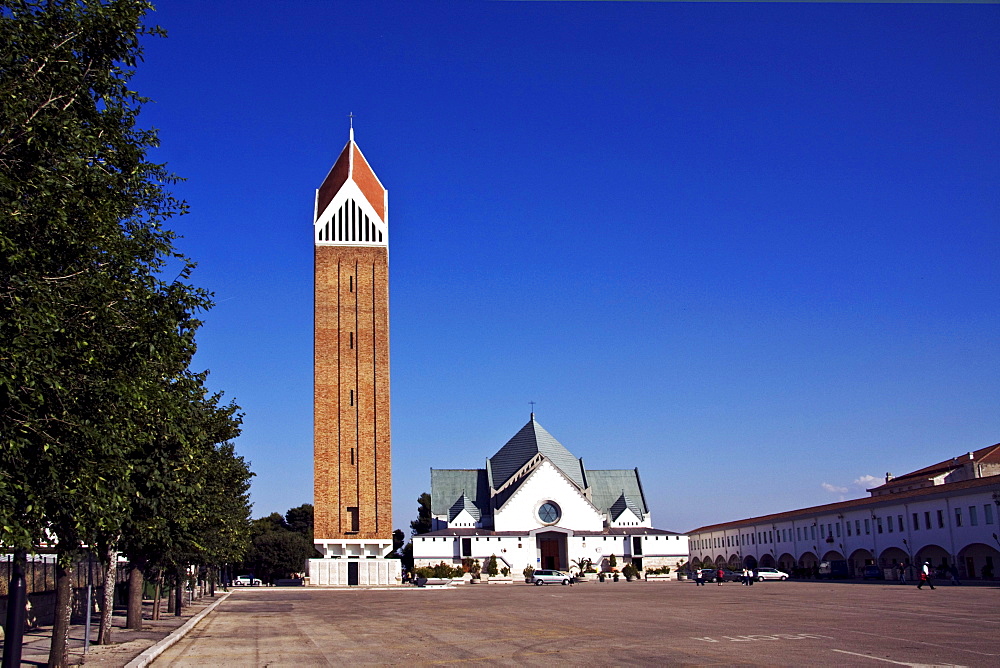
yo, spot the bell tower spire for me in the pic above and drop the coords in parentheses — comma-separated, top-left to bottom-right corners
(311, 124, 397, 586)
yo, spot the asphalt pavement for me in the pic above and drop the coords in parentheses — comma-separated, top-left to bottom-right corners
(151, 579, 1000, 666)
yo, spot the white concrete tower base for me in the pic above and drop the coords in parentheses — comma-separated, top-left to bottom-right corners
(307, 557, 401, 586)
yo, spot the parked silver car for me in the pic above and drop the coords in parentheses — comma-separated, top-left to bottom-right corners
(532, 569, 571, 585)
(754, 567, 789, 581)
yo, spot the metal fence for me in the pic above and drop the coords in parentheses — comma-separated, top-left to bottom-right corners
(0, 554, 128, 596)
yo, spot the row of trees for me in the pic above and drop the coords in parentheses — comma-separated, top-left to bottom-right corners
(1, 1, 253, 665)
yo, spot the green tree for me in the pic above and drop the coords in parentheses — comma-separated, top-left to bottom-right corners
(410, 492, 432, 535)
(120, 378, 248, 629)
(0, 1, 223, 663)
(246, 530, 313, 582)
(285, 504, 313, 540)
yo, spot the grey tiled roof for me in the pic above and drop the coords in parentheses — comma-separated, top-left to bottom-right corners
(448, 494, 481, 522)
(488, 417, 586, 489)
(609, 492, 645, 521)
(430, 469, 489, 517)
(587, 469, 648, 516)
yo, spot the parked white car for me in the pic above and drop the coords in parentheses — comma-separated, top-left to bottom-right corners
(234, 576, 262, 586)
(531, 570, 571, 585)
(754, 568, 789, 581)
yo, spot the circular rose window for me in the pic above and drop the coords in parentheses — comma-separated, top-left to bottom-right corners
(538, 501, 561, 524)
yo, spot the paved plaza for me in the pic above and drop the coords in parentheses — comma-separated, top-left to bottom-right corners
(152, 580, 1000, 666)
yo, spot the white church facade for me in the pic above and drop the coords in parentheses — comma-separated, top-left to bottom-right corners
(412, 415, 689, 576)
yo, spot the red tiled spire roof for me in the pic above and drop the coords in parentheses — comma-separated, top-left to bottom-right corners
(315, 129, 387, 223)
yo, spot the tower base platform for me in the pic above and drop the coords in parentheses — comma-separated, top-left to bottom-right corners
(307, 558, 402, 586)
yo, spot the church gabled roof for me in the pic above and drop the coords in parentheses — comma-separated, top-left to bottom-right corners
(587, 468, 648, 517)
(488, 416, 586, 490)
(609, 491, 645, 522)
(448, 494, 481, 522)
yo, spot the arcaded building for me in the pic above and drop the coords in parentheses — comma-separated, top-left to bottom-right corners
(687, 443, 1000, 579)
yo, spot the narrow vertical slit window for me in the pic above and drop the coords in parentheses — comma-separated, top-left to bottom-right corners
(347, 507, 359, 533)
(350, 448, 355, 465)
(349, 332, 353, 349)
(349, 389, 354, 406)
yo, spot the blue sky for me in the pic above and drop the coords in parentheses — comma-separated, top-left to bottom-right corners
(133, 1, 999, 533)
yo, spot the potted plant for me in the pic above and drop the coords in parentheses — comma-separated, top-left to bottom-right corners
(571, 558, 593, 581)
(598, 571, 606, 582)
(484, 555, 499, 582)
(468, 558, 482, 582)
(523, 565, 535, 583)
(623, 564, 637, 581)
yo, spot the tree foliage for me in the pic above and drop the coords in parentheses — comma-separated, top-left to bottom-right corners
(410, 492, 432, 535)
(0, 1, 252, 659)
(241, 505, 315, 582)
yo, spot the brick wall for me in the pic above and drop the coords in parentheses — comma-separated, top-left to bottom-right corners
(314, 245, 391, 540)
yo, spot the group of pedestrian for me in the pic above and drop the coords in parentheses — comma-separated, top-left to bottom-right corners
(741, 567, 757, 585)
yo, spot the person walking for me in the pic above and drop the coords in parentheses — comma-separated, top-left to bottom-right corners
(917, 561, 936, 590)
(716, 567, 724, 586)
(897, 562, 907, 584)
(741, 567, 750, 585)
(748, 567, 756, 586)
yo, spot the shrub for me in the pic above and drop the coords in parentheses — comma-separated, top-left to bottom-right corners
(430, 562, 462, 578)
(523, 565, 535, 579)
(485, 555, 499, 577)
(500, 566, 510, 577)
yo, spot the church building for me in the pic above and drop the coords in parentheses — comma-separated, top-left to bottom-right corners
(413, 415, 689, 576)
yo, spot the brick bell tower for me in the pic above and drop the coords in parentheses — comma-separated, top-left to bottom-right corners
(309, 126, 399, 586)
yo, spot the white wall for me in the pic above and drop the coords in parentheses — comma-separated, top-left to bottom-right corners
(493, 461, 603, 532)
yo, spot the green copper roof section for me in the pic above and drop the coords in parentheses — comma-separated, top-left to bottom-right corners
(430, 469, 488, 517)
(609, 491, 645, 522)
(587, 468, 648, 516)
(488, 416, 586, 490)
(448, 493, 481, 522)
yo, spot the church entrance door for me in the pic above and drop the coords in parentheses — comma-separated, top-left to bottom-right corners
(347, 561, 359, 586)
(537, 532, 567, 571)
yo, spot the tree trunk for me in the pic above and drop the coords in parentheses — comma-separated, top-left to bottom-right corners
(174, 568, 183, 616)
(152, 572, 162, 620)
(48, 557, 75, 668)
(97, 544, 117, 645)
(2, 549, 28, 668)
(126, 561, 145, 630)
